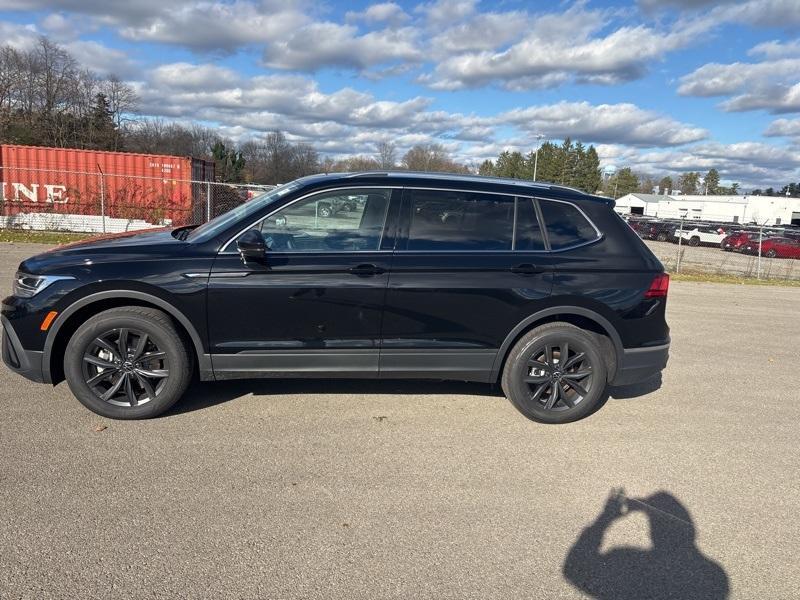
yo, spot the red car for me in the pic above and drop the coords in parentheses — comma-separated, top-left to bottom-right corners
(743, 237, 800, 259)
(721, 231, 755, 251)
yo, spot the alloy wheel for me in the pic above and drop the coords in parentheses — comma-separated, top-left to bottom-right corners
(81, 328, 169, 407)
(522, 341, 594, 412)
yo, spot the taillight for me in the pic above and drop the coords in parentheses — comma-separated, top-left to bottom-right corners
(645, 273, 670, 298)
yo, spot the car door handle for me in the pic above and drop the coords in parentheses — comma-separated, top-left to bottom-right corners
(510, 263, 544, 275)
(348, 264, 386, 276)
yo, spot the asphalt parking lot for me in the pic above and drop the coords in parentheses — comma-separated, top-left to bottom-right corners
(1, 242, 798, 599)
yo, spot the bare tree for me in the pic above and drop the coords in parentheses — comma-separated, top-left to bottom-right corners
(100, 75, 137, 149)
(401, 143, 468, 173)
(375, 141, 396, 169)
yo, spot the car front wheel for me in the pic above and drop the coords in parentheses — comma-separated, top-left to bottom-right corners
(64, 307, 193, 419)
(501, 322, 608, 424)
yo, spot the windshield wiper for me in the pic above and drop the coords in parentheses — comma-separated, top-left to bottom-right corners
(171, 225, 199, 241)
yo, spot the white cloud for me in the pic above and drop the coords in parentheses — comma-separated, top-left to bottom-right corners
(497, 102, 708, 147)
(63, 40, 140, 78)
(262, 22, 422, 72)
(0, 20, 40, 49)
(710, 0, 800, 28)
(347, 3, 409, 26)
(748, 38, 800, 59)
(118, 2, 310, 52)
(603, 142, 800, 188)
(679, 51, 800, 114)
(421, 3, 714, 90)
(764, 118, 800, 138)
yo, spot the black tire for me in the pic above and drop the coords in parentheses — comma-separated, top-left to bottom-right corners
(501, 322, 608, 424)
(657, 232, 669, 242)
(689, 236, 701, 247)
(765, 248, 777, 258)
(318, 203, 333, 218)
(64, 307, 193, 419)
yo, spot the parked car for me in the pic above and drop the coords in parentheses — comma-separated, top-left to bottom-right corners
(742, 237, 800, 259)
(2, 172, 670, 424)
(627, 218, 658, 238)
(645, 220, 683, 242)
(721, 231, 755, 251)
(316, 195, 360, 218)
(677, 224, 731, 247)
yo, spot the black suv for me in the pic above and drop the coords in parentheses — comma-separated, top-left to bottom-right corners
(2, 172, 670, 423)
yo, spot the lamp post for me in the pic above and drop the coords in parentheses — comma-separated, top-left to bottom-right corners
(532, 134, 545, 182)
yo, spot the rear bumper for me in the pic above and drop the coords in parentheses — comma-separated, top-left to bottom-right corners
(611, 341, 669, 386)
(1, 315, 46, 383)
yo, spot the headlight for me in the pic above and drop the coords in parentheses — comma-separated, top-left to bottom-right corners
(13, 272, 75, 298)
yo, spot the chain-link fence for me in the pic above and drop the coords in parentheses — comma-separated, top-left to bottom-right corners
(2, 168, 799, 281)
(624, 213, 800, 281)
(0, 165, 274, 234)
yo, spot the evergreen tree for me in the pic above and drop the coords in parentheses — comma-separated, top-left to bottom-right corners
(573, 145, 601, 193)
(478, 159, 495, 176)
(86, 93, 117, 150)
(608, 168, 639, 198)
(212, 141, 246, 183)
(494, 150, 526, 179)
(678, 171, 701, 194)
(703, 168, 720, 194)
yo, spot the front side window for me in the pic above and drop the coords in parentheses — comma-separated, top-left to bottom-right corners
(405, 190, 515, 251)
(254, 188, 391, 252)
(539, 200, 600, 250)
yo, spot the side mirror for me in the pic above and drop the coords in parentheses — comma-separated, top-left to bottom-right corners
(236, 229, 266, 263)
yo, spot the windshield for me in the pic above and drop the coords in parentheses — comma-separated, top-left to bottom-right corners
(186, 180, 304, 243)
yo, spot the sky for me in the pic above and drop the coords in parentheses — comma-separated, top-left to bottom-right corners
(1, 0, 800, 189)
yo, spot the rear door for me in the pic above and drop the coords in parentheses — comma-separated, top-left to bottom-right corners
(379, 188, 554, 382)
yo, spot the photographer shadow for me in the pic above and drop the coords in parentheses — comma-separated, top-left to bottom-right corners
(563, 490, 729, 600)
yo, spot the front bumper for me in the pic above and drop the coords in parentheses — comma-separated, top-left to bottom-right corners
(1, 315, 46, 383)
(611, 341, 669, 386)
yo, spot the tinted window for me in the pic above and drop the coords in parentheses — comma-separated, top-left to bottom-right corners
(406, 190, 514, 251)
(253, 188, 390, 252)
(514, 198, 546, 251)
(539, 200, 599, 250)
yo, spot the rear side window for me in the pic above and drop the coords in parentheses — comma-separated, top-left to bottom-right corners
(514, 198, 546, 251)
(539, 200, 599, 250)
(405, 190, 514, 251)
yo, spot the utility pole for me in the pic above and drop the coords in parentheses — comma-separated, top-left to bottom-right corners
(532, 134, 545, 182)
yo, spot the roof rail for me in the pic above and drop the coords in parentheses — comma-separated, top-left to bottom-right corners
(343, 170, 587, 195)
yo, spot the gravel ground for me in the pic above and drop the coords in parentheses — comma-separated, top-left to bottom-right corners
(644, 239, 800, 280)
(1, 242, 798, 599)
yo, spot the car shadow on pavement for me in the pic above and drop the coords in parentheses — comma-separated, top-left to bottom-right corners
(563, 489, 729, 600)
(166, 374, 664, 417)
(608, 373, 663, 399)
(166, 378, 505, 416)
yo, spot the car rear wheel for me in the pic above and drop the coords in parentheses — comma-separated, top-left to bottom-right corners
(765, 248, 777, 258)
(501, 322, 608, 424)
(64, 307, 192, 419)
(657, 232, 669, 242)
(317, 203, 333, 218)
(688, 236, 701, 246)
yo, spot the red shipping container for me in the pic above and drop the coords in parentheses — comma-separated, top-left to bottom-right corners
(0, 144, 214, 228)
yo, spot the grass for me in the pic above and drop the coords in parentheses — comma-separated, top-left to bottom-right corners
(0, 229, 92, 244)
(670, 270, 800, 287)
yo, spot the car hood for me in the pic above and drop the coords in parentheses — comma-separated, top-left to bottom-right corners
(55, 228, 175, 251)
(19, 228, 186, 273)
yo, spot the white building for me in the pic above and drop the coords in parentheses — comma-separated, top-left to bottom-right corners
(614, 193, 800, 226)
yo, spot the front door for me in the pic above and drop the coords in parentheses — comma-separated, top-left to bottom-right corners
(208, 187, 399, 378)
(379, 188, 554, 381)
